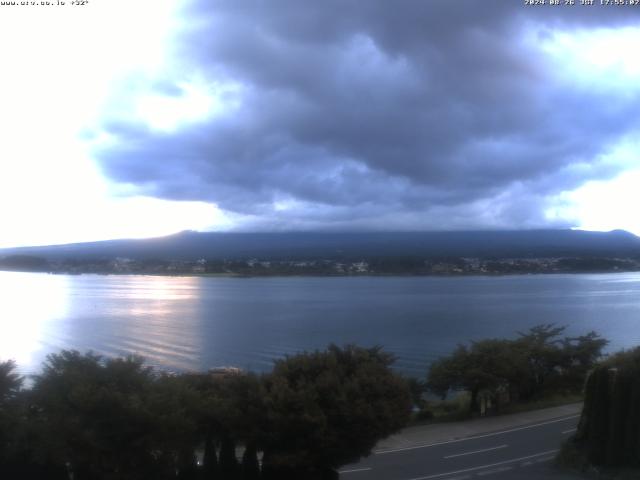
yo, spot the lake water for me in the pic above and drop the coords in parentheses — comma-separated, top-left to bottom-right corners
(1, 271, 640, 377)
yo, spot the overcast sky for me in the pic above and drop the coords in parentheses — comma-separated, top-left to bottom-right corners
(1, 0, 640, 247)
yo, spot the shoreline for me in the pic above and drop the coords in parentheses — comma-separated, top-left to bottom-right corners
(1, 268, 640, 279)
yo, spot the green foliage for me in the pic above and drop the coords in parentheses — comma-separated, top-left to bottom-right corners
(427, 325, 607, 413)
(406, 376, 427, 409)
(423, 392, 472, 422)
(261, 344, 412, 472)
(0, 359, 24, 473)
(27, 351, 201, 479)
(428, 339, 527, 413)
(574, 347, 640, 468)
(0, 359, 22, 402)
(1, 345, 410, 479)
(584, 366, 611, 465)
(603, 346, 640, 371)
(557, 331, 609, 393)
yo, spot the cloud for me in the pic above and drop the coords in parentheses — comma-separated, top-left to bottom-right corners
(91, 0, 640, 231)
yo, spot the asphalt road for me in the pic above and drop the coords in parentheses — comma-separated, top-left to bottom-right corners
(339, 414, 583, 480)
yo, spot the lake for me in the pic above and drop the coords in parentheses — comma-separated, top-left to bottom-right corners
(1, 271, 640, 377)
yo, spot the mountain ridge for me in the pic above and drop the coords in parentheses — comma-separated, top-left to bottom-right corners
(2, 229, 640, 261)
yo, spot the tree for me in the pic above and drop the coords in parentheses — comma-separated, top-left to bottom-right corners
(28, 350, 200, 480)
(406, 377, 427, 410)
(260, 344, 411, 478)
(215, 372, 265, 479)
(0, 360, 24, 477)
(427, 325, 608, 414)
(514, 324, 567, 399)
(0, 359, 22, 402)
(558, 331, 608, 391)
(427, 340, 524, 413)
(145, 373, 201, 479)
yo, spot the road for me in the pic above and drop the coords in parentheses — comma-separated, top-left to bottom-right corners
(339, 413, 583, 480)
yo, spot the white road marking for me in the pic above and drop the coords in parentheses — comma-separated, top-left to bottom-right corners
(339, 467, 372, 474)
(477, 466, 513, 476)
(404, 449, 559, 480)
(562, 428, 577, 434)
(376, 415, 579, 455)
(443, 444, 508, 459)
(533, 456, 555, 463)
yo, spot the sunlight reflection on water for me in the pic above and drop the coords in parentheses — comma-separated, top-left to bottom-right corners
(0, 271, 69, 368)
(1, 271, 640, 377)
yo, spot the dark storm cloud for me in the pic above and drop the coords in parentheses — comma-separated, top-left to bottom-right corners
(93, 0, 640, 229)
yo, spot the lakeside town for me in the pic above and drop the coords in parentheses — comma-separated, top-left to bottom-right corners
(2, 254, 640, 276)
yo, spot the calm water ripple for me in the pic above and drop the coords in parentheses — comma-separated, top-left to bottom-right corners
(1, 271, 640, 377)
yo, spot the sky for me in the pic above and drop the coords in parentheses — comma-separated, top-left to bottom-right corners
(1, 0, 640, 248)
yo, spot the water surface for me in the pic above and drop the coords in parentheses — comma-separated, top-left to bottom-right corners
(1, 271, 639, 377)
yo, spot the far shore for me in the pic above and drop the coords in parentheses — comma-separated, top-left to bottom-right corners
(2, 267, 640, 279)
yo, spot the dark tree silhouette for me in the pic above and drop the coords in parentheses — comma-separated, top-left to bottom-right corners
(261, 344, 412, 477)
(427, 325, 608, 413)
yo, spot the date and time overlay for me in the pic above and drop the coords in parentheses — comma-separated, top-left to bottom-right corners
(2, 0, 639, 8)
(0, 1, 89, 6)
(526, 0, 640, 6)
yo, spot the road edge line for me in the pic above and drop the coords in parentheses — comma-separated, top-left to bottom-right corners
(375, 414, 579, 454)
(404, 449, 559, 480)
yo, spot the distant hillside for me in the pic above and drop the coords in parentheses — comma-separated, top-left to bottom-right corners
(2, 229, 640, 261)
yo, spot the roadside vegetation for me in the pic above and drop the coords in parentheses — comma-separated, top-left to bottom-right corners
(412, 325, 607, 422)
(0, 345, 411, 480)
(0, 326, 623, 479)
(557, 346, 640, 479)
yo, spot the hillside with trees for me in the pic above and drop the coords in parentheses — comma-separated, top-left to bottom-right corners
(2, 229, 640, 262)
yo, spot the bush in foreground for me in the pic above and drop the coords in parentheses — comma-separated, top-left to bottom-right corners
(0, 345, 411, 479)
(569, 347, 640, 469)
(261, 345, 412, 478)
